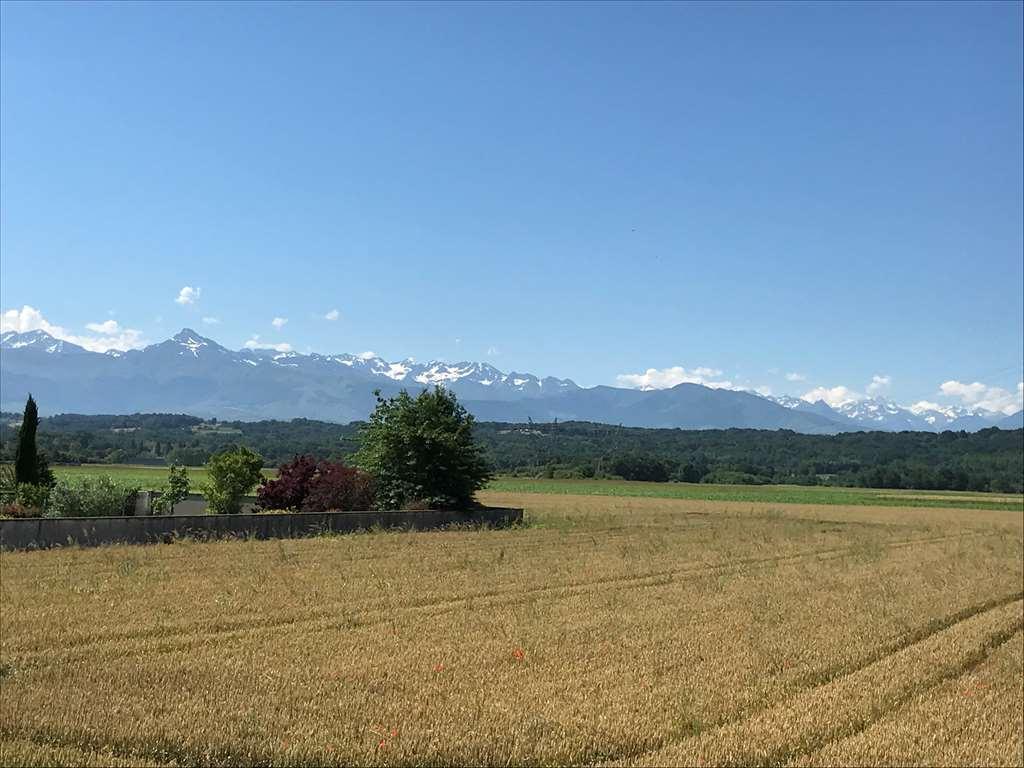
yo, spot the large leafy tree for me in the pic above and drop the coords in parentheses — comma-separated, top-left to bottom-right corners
(356, 387, 492, 510)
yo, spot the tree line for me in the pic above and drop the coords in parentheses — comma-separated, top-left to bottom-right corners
(1, 411, 1021, 493)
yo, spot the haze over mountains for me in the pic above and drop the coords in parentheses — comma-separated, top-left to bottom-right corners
(2, 328, 1020, 433)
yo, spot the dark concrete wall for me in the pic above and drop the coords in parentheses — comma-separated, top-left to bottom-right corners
(0, 507, 523, 551)
(155, 493, 258, 516)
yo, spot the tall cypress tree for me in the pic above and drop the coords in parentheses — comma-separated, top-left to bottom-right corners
(14, 394, 40, 485)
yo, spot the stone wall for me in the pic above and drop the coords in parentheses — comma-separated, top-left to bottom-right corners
(0, 507, 523, 551)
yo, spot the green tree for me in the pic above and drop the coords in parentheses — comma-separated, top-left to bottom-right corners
(202, 447, 263, 514)
(14, 394, 40, 485)
(14, 394, 54, 487)
(356, 387, 492, 510)
(153, 464, 191, 514)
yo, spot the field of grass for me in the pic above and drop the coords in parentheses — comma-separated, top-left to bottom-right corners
(47, 465, 1024, 512)
(489, 476, 1024, 511)
(1, 490, 1022, 766)
(48, 464, 274, 490)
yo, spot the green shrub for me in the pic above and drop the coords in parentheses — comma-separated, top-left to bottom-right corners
(0, 465, 15, 504)
(15, 483, 50, 512)
(153, 465, 190, 515)
(700, 470, 768, 485)
(45, 477, 141, 518)
(203, 446, 264, 514)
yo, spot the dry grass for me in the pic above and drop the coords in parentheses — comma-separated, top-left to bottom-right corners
(789, 631, 1024, 767)
(1, 492, 1021, 766)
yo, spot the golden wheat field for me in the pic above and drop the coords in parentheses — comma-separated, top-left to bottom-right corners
(1, 491, 1022, 767)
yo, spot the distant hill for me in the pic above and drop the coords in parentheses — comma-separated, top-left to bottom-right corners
(998, 410, 1024, 429)
(1, 328, 846, 433)
(0, 328, 1016, 433)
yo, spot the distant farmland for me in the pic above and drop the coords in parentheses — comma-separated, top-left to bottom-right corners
(45, 465, 1024, 513)
(48, 463, 274, 491)
(1, 489, 1021, 766)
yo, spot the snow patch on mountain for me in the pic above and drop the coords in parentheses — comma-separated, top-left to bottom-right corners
(766, 392, 1005, 432)
(0, 329, 87, 355)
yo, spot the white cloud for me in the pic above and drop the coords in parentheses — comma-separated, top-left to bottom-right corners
(939, 380, 1023, 415)
(175, 286, 200, 305)
(2, 305, 146, 353)
(753, 385, 773, 397)
(2, 306, 55, 335)
(271, 317, 288, 330)
(356, 351, 378, 360)
(801, 385, 863, 408)
(243, 335, 292, 353)
(908, 400, 946, 415)
(487, 346, 500, 357)
(201, 316, 220, 325)
(692, 366, 722, 378)
(800, 375, 891, 408)
(867, 374, 891, 395)
(85, 319, 120, 334)
(939, 381, 987, 402)
(616, 365, 735, 391)
(785, 372, 806, 382)
(324, 309, 340, 321)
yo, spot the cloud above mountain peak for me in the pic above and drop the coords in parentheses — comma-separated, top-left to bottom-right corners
(2, 305, 145, 353)
(616, 365, 736, 391)
(939, 380, 1023, 415)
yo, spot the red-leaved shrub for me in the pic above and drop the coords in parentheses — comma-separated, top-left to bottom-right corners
(257, 456, 375, 512)
(302, 463, 375, 513)
(256, 455, 319, 511)
(0, 501, 42, 519)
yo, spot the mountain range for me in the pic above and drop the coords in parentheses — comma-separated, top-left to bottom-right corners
(2, 328, 1020, 433)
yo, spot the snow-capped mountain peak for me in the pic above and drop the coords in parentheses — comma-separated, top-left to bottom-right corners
(766, 392, 1004, 432)
(162, 329, 232, 359)
(771, 395, 805, 409)
(836, 397, 904, 422)
(0, 329, 84, 354)
(307, 351, 577, 396)
(176, 333, 207, 357)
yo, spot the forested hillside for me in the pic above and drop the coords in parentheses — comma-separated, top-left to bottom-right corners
(1, 413, 1021, 492)
(474, 421, 1024, 492)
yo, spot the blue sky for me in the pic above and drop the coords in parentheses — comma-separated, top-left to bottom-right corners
(2, 1, 1022, 413)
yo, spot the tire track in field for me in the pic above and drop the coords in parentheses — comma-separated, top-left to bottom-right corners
(0, 522, 799, 652)
(8, 530, 991, 659)
(6, 600, 1022, 768)
(597, 596, 1024, 768)
(8, 530, 993, 665)
(786, 629, 1024, 767)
